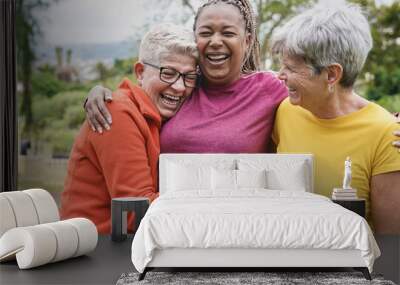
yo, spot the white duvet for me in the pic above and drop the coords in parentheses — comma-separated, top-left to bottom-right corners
(131, 190, 380, 273)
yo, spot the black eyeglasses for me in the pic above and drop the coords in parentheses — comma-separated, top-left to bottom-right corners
(143, 62, 197, 88)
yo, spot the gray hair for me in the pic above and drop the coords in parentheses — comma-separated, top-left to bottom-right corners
(139, 23, 198, 65)
(271, 3, 373, 87)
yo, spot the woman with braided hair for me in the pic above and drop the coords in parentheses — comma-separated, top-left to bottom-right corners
(80, 1, 400, 232)
(85, 0, 288, 153)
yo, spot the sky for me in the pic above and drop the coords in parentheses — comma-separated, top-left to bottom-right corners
(36, 0, 395, 46)
(36, 0, 149, 45)
(36, 0, 200, 45)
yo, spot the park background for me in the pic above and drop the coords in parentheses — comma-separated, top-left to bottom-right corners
(16, 0, 400, 205)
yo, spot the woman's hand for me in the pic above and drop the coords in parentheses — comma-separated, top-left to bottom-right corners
(85, 85, 113, 133)
(393, 112, 400, 151)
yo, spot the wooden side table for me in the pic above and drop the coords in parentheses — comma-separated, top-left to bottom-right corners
(332, 199, 365, 218)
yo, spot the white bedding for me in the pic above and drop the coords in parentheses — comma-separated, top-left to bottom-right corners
(131, 190, 380, 273)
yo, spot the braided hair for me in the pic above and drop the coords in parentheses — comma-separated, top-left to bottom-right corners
(193, 0, 261, 74)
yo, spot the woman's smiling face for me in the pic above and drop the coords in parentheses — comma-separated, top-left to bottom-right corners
(137, 53, 197, 120)
(194, 3, 250, 87)
(278, 52, 327, 110)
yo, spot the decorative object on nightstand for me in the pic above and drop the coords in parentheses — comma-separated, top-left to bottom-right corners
(331, 157, 365, 217)
(111, 197, 149, 242)
(332, 157, 358, 200)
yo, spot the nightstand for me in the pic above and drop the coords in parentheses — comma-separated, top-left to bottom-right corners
(332, 198, 365, 218)
(111, 197, 149, 242)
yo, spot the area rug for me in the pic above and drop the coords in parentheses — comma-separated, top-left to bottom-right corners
(116, 271, 395, 285)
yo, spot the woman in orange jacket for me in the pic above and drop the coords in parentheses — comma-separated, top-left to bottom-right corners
(60, 23, 198, 233)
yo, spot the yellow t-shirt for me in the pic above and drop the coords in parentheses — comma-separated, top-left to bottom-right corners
(273, 98, 400, 223)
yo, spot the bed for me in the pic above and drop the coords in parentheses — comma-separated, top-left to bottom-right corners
(131, 154, 380, 280)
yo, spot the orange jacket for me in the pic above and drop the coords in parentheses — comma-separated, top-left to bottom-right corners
(60, 79, 161, 233)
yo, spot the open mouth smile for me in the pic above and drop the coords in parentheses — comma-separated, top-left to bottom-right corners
(161, 93, 182, 107)
(205, 53, 230, 65)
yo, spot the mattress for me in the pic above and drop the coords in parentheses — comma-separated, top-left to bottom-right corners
(131, 190, 380, 273)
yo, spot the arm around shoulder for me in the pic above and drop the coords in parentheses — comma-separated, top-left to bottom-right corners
(371, 171, 400, 234)
(89, 105, 159, 202)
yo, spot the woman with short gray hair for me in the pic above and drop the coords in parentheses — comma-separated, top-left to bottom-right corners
(272, 3, 372, 88)
(271, 3, 400, 233)
(60, 23, 198, 233)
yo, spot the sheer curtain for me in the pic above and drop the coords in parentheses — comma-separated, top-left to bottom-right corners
(0, 0, 17, 192)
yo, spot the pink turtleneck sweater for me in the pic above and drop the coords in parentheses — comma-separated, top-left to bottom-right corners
(161, 72, 288, 153)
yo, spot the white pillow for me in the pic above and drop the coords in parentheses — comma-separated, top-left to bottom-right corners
(166, 159, 236, 192)
(266, 168, 306, 191)
(211, 168, 236, 190)
(167, 162, 211, 191)
(238, 159, 308, 191)
(237, 169, 267, 189)
(211, 169, 268, 190)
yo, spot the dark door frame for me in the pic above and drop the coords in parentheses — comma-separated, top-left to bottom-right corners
(0, 0, 17, 192)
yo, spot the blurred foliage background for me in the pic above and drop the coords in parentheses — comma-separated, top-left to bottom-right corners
(19, 61, 137, 156)
(17, 0, 400, 158)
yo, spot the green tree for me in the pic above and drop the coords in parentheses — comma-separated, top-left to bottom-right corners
(32, 91, 87, 156)
(31, 70, 68, 97)
(113, 58, 135, 76)
(95, 62, 110, 83)
(350, 0, 400, 103)
(55, 46, 63, 68)
(255, 0, 316, 68)
(16, 0, 52, 139)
